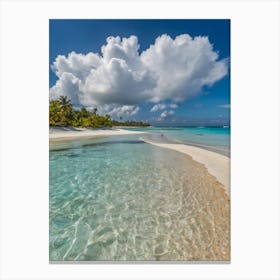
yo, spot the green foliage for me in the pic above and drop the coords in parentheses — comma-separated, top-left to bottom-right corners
(49, 95, 150, 128)
(111, 120, 150, 127)
(49, 96, 73, 126)
(92, 108, 98, 116)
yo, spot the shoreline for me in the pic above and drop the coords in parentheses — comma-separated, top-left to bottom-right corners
(49, 127, 147, 141)
(141, 137, 230, 197)
(49, 127, 230, 197)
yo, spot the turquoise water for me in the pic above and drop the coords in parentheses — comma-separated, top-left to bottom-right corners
(124, 127, 230, 157)
(49, 134, 230, 261)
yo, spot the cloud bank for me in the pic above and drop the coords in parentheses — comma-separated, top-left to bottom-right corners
(50, 34, 228, 117)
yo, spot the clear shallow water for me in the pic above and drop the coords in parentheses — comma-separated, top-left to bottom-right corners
(50, 135, 230, 261)
(125, 127, 230, 157)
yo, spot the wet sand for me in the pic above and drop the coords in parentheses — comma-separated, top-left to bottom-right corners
(141, 137, 230, 197)
(168, 152, 230, 261)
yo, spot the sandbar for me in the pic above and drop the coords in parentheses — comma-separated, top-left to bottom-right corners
(141, 137, 230, 197)
(50, 127, 146, 141)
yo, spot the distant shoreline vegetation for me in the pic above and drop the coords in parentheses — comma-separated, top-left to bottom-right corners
(49, 96, 150, 128)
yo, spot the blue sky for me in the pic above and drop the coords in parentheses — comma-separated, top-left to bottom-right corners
(49, 20, 230, 126)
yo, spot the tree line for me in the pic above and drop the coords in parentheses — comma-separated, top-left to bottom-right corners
(49, 96, 150, 128)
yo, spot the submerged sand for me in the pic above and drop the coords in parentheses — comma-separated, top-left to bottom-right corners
(139, 138, 230, 260)
(170, 153, 230, 261)
(49, 127, 230, 261)
(141, 138, 230, 197)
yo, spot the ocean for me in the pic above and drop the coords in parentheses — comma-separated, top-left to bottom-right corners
(124, 126, 230, 157)
(49, 127, 230, 261)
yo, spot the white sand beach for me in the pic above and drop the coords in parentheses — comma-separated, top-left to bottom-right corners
(50, 127, 230, 196)
(141, 138, 230, 196)
(49, 127, 146, 140)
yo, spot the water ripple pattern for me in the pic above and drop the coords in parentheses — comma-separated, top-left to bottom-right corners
(49, 135, 230, 261)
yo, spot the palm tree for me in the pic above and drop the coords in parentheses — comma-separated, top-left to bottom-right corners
(80, 107, 90, 118)
(49, 100, 61, 125)
(58, 95, 71, 106)
(49, 96, 70, 117)
(57, 96, 73, 126)
(92, 108, 98, 116)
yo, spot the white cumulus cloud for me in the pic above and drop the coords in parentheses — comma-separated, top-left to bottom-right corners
(159, 110, 175, 120)
(91, 104, 140, 119)
(141, 34, 228, 103)
(106, 105, 140, 117)
(50, 34, 228, 116)
(150, 104, 166, 112)
(150, 103, 179, 112)
(169, 104, 178, 109)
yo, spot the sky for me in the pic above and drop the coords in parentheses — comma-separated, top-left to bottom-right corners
(49, 19, 230, 126)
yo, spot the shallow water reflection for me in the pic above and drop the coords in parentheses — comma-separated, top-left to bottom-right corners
(49, 135, 230, 261)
